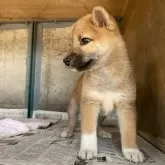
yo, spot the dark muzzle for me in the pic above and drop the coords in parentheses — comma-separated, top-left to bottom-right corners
(63, 53, 94, 71)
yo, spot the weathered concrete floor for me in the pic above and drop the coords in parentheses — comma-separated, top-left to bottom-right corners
(0, 121, 164, 165)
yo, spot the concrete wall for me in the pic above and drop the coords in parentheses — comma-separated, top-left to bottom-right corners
(0, 29, 28, 108)
(40, 27, 81, 111)
(0, 24, 80, 112)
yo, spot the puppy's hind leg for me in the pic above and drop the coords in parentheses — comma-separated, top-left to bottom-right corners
(61, 98, 78, 138)
(97, 115, 112, 139)
(97, 124, 112, 139)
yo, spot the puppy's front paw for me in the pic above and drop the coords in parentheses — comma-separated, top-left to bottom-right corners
(79, 132, 97, 160)
(78, 148, 97, 160)
(61, 130, 73, 138)
(122, 148, 145, 163)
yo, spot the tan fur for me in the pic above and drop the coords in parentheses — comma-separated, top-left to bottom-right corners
(61, 6, 144, 163)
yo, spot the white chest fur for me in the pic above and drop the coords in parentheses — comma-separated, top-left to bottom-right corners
(87, 90, 125, 114)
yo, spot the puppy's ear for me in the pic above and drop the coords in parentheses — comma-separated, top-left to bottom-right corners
(91, 6, 115, 30)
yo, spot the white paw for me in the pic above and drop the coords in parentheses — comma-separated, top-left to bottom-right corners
(61, 130, 73, 138)
(78, 148, 97, 160)
(79, 132, 97, 160)
(123, 148, 145, 163)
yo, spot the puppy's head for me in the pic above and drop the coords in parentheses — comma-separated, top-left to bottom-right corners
(63, 6, 121, 71)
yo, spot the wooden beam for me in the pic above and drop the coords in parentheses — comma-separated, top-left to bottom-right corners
(0, 0, 126, 21)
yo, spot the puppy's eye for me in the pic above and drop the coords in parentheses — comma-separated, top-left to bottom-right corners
(80, 38, 92, 45)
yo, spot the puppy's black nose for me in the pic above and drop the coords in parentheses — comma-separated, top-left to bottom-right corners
(63, 57, 71, 66)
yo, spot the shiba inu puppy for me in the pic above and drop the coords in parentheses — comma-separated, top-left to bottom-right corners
(61, 6, 144, 163)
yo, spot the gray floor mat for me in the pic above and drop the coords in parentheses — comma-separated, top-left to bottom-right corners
(0, 121, 164, 165)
